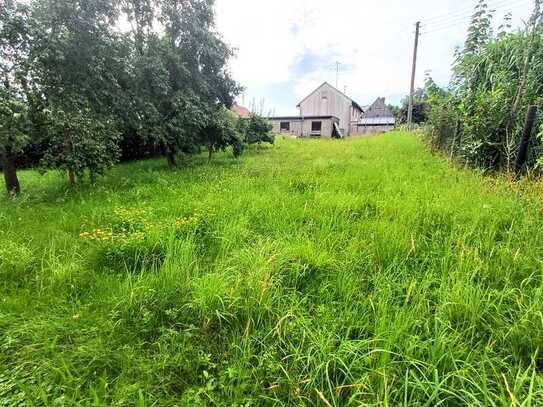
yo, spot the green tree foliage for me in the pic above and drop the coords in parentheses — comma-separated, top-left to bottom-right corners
(40, 107, 121, 184)
(463, 0, 494, 54)
(29, 0, 128, 183)
(199, 107, 244, 160)
(0, 0, 243, 193)
(239, 115, 275, 145)
(426, 0, 543, 171)
(398, 88, 428, 125)
(122, 0, 241, 167)
(387, 103, 401, 122)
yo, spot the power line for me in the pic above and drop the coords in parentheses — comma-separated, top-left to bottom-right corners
(390, 0, 532, 38)
(420, 0, 533, 34)
(421, 0, 528, 25)
(421, 8, 531, 35)
(423, 14, 480, 31)
(421, 0, 532, 29)
(420, 19, 473, 35)
(393, 1, 532, 43)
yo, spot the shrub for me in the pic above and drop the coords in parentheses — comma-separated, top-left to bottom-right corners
(424, 1, 543, 172)
(238, 115, 275, 146)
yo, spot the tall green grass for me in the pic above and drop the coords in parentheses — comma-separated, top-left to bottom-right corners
(1, 132, 543, 405)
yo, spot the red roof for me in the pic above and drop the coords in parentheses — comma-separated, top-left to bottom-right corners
(232, 103, 251, 118)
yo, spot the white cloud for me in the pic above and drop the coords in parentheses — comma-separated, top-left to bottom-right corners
(215, 0, 302, 85)
(215, 0, 534, 114)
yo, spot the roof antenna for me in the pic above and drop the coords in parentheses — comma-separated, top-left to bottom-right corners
(336, 61, 341, 88)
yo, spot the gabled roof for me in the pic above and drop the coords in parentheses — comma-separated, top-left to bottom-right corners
(360, 97, 395, 124)
(296, 82, 364, 112)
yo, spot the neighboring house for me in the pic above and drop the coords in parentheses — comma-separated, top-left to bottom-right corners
(358, 97, 396, 135)
(231, 103, 251, 118)
(268, 82, 364, 138)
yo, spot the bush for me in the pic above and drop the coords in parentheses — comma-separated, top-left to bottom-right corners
(238, 115, 275, 146)
(424, 1, 543, 172)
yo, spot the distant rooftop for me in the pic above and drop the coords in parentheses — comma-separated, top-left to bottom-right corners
(231, 103, 251, 118)
(360, 117, 396, 125)
(360, 97, 396, 125)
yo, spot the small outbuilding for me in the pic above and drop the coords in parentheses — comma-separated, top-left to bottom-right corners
(269, 115, 342, 138)
(358, 97, 396, 135)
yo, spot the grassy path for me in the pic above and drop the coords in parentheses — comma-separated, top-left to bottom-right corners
(2, 132, 543, 405)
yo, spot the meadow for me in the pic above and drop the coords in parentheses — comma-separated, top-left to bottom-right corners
(2, 132, 543, 405)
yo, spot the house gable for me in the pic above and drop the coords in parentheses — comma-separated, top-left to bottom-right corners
(360, 97, 395, 123)
(297, 82, 363, 135)
(358, 97, 396, 134)
(296, 82, 351, 108)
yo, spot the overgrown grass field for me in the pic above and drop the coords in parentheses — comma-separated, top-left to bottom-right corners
(2, 132, 543, 405)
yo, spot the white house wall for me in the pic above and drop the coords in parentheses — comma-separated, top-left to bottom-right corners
(270, 118, 335, 138)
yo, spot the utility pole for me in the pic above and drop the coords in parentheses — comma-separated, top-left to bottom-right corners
(407, 21, 420, 130)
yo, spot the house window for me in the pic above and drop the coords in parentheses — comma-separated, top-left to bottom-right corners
(280, 122, 290, 132)
(311, 121, 322, 132)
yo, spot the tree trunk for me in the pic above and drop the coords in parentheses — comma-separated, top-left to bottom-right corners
(504, 5, 541, 143)
(208, 145, 213, 162)
(167, 151, 177, 169)
(1, 152, 21, 196)
(68, 168, 76, 185)
(89, 168, 97, 185)
(515, 105, 539, 174)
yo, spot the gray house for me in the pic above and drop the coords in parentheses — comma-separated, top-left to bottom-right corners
(268, 82, 364, 138)
(358, 97, 396, 134)
(297, 82, 364, 136)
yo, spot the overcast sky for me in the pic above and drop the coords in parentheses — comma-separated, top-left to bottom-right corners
(215, 0, 534, 115)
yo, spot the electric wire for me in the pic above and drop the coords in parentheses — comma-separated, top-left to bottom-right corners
(420, 0, 533, 35)
(422, 0, 532, 31)
(392, 0, 533, 39)
(421, 0, 531, 25)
